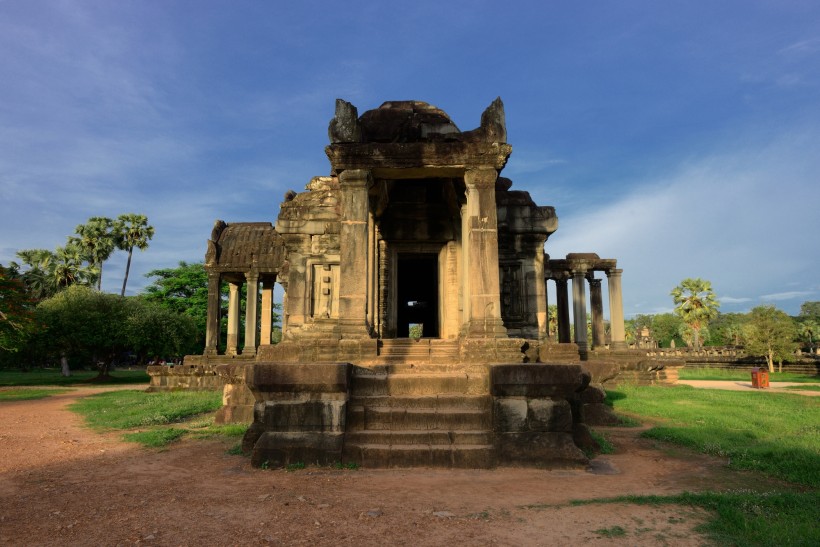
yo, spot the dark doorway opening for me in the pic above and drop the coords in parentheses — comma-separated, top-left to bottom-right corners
(396, 254, 439, 338)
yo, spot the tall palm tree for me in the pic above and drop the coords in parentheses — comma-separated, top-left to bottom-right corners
(12, 249, 56, 300)
(73, 217, 116, 291)
(115, 213, 155, 296)
(52, 242, 97, 290)
(671, 278, 720, 350)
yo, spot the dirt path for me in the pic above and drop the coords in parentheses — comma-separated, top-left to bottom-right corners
(678, 379, 820, 396)
(0, 386, 792, 546)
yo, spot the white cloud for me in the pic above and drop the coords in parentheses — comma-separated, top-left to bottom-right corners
(760, 291, 815, 302)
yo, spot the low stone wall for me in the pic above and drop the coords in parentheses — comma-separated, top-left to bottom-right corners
(490, 364, 591, 467)
(146, 364, 224, 392)
(241, 362, 351, 468)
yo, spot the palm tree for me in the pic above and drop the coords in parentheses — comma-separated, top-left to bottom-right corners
(13, 249, 57, 300)
(114, 213, 155, 296)
(52, 242, 97, 290)
(671, 278, 720, 350)
(73, 217, 116, 291)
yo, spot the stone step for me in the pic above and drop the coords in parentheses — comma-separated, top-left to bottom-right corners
(353, 363, 465, 375)
(342, 443, 495, 468)
(345, 430, 492, 446)
(349, 394, 492, 411)
(347, 406, 492, 431)
(350, 373, 486, 396)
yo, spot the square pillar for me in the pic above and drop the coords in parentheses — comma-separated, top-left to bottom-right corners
(243, 272, 259, 355)
(226, 281, 241, 355)
(260, 277, 274, 345)
(338, 169, 372, 338)
(461, 167, 506, 338)
(589, 276, 605, 348)
(607, 268, 626, 349)
(571, 270, 588, 355)
(204, 272, 222, 355)
(555, 277, 571, 343)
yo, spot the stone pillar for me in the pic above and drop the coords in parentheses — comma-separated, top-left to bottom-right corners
(204, 271, 221, 355)
(338, 169, 371, 338)
(461, 167, 506, 338)
(259, 277, 274, 346)
(243, 272, 259, 355)
(226, 281, 241, 356)
(571, 270, 588, 354)
(533, 246, 547, 340)
(589, 277, 605, 348)
(555, 277, 571, 343)
(280, 282, 289, 335)
(607, 268, 626, 349)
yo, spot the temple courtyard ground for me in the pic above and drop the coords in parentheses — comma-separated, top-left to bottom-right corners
(0, 384, 800, 546)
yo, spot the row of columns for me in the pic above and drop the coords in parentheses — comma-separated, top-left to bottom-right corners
(204, 272, 278, 356)
(549, 269, 625, 351)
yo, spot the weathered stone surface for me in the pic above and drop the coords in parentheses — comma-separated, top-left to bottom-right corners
(491, 364, 590, 398)
(250, 431, 344, 468)
(527, 398, 572, 432)
(495, 432, 588, 467)
(260, 399, 347, 432)
(328, 99, 361, 143)
(245, 362, 350, 394)
(493, 398, 528, 432)
(583, 403, 622, 426)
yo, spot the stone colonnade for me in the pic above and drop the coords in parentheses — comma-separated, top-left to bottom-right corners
(546, 254, 625, 352)
(204, 272, 279, 356)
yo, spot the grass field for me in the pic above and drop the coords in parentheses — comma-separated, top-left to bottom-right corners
(0, 368, 149, 386)
(68, 389, 244, 449)
(603, 384, 820, 545)
(607, 384, 820, 487)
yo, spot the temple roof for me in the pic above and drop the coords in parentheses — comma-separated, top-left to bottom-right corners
(205, 221, 286, 273)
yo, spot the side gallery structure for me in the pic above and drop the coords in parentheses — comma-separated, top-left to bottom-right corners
(150, 99, 663, 469)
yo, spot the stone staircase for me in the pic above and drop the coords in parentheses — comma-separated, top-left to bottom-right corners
(377, 339, 461, 364)
(343, 363, 495, 468)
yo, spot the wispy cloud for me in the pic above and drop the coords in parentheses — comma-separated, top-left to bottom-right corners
(760, 291, 814, 302)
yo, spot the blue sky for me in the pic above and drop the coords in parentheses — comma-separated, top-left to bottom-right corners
(1, 1, 818, 317)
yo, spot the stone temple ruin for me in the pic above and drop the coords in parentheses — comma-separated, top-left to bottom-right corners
(150, 98, 667, 469)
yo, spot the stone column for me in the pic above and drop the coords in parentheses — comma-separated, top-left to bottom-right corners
(204, 271, 221, 355)
(259, 277, 274, 345)
(571, 270, 588, 354)
(226, 281, 241, 356)
(280, 282, 289, 335)
(243, 272, 259, 355)
(338, 169, 372, 338)
(589, 277, 605, 348)
(555, 277, 571, 343)
(607, 268, 626, 349)
(533, 245, 547, 340)
(461, 167, 506, 337)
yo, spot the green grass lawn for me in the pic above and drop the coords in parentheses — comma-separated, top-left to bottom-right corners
(607, 384, 820, 487)
(679, 367, 820, 383)
(68, 389, 244, 449)
(0, 387, 71, 402)
(597, 384, 820, 545)
(0, 368, 149, 386)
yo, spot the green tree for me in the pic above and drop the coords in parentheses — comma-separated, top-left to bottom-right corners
(124, 298, 198, 364)
(73, 216, 116, 290)
(799, 301, 820, 323)
(625, 314, 653, 345)
(0, 265, 37, 353)
(706, 312, 748, 346)
(671, 278, 720, 350)
(143, 262, 210, 348)
(650, 313, 684, 348)
(797, 321, 818, 354)
(743, 305, 798, 373)
(35, 285, 130, 378)
(12, 249, 57, 300)
(115, 213, 155, 296)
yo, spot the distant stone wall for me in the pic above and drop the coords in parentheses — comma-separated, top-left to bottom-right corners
(146, 364, 224, 392)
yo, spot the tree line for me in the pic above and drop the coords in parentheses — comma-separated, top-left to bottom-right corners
(629, 278, 818, 373)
